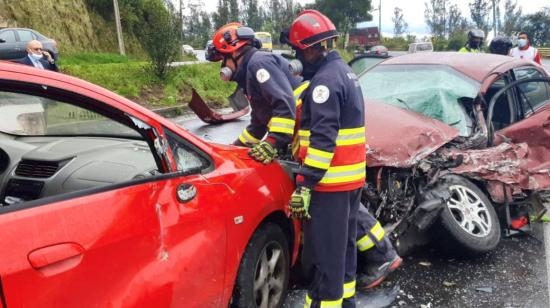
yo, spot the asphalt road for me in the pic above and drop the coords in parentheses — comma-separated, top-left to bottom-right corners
(173, 114, 550, 308)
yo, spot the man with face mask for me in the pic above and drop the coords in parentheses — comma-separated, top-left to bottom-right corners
(510, 32, 542, 65)
(459, 29, 485, 53)
(13, 40, 58, 72)
(207, 22, 300, 163)
(286, 10, 401, 308)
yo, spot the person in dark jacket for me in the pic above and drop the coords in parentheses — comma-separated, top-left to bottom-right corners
(206, 22, 299, 163)
(13, 40, 58, 72)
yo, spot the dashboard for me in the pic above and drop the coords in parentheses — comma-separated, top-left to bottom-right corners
(0, 135, 158, 206)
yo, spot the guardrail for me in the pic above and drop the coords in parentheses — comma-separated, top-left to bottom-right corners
(540, 48, 550, 58)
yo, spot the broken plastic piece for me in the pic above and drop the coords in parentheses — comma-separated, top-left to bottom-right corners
(188, 88, 250, 124)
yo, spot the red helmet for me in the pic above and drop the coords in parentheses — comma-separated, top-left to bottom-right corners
(212, 22, 255, 55)
(288, 10, 338, 50)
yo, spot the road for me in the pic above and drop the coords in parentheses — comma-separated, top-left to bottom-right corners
(173, 114, 549, 308)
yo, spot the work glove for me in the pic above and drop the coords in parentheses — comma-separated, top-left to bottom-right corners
(289, 186, 311, 220)
(248, 141, 278, 164)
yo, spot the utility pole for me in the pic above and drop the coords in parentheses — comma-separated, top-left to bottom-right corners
(113, 0, 125, 55)
(378, 0, 382, 38)
(492, 0, 497, 36)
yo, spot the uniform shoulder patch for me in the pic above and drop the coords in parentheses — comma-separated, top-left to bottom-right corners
(256, 68, 270, 83)
(312, 85, 330, 104)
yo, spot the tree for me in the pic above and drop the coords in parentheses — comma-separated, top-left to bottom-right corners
(502, 0, 522, 36)
(142, 0, 182, 78)
(212, 0, 230, 29)
(228, 0, 239, 22)
(424, 0, 448, 38)
(244, 0, 263, 30)
(392, 7, 408, 37)
(312, 0, 373, 48)
(469, 0, 491, 34)
(521, 7, 550, 46)
(447, 4, 469, 36)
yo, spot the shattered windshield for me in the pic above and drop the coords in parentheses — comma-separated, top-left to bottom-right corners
(359, 64, 480, 136)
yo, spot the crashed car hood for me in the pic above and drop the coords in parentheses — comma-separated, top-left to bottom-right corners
(366, 101, 459, 167)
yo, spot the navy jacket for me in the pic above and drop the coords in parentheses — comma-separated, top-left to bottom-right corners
(13, 55, 59, 72)
(233, 49, 300, 150)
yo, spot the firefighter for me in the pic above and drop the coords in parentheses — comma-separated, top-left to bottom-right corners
(459, 29, 485, 53)
(280, 27, 402, 293)
(286, 10, 401, 308)
(206, 22, 299, 163)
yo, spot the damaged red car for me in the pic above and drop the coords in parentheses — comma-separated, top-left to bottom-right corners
(354, 52, 550, 255)
(0, 62, 299, 307)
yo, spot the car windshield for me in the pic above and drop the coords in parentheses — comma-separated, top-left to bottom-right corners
(359, 64, 480, 136)
(0, 91, 140, 138)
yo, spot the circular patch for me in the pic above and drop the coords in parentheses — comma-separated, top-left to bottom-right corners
(256, 68, 270, 83)
(312, 85, 330, 104)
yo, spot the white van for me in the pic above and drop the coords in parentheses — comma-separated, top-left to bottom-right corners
(408, 42, 434, 53)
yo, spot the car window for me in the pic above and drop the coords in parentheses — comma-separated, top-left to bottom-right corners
(359, 64, 479, 136)
(349, 57, 385, 75)
(0, 91, 140, 137)
(165, 129, 211, 175)
(0, 30, 16, 43)
(17, 30, 34, 42)
(513, 68, 550, 112)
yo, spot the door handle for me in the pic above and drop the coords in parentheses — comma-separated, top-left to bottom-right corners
(176, 183, 197, 203)
(28, 242, 84, 275)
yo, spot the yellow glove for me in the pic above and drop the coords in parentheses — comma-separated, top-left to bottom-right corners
(289, 186, 311, 220)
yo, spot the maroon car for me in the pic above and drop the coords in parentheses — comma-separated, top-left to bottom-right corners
(354, 52, 550, 255)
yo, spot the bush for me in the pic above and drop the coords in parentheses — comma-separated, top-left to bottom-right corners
(141, 0, 182, 79)
(447, 33, 467, 51)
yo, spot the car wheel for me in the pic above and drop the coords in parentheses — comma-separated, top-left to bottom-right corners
(436, 176, 501, 255)
(231, 222, 290, 308)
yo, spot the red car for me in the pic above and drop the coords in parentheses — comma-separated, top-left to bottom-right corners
(0, 62, 299, 307)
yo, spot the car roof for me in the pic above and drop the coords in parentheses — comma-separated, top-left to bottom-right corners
(380, 52, 534, 82)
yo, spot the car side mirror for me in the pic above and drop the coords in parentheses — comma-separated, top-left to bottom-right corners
(0, 38, 5, 43)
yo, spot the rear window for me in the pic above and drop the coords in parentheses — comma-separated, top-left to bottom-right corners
(17, 30, 34, 42)
(0, 30, 16, 43)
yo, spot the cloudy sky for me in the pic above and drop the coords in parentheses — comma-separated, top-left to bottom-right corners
(196, 0, 546, 36)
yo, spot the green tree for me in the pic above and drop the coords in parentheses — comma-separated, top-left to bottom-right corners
(141, 0, 182, 78)
(312, 0, 373, 48)
(521, 7, 550, 46)
(392, 7, 408, 37)
(469, 0, 491, 34)
(502, 0, 522, 36)
(424, 0, 448, 38)
(212, 0, 230, 29)
(244, 0, 263, 30)
(447, 4, 469, 36)
(228, 0, 239, 22)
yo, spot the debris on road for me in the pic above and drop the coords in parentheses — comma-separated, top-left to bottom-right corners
(475, 287, 494, 293)
(442, 281, 456, 287)
(419, 261, 432, 267)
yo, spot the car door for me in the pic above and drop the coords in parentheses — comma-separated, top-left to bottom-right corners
(0, 79, 227, 307)
(494, 68, 550, 188)
(0, 30, 20, 59)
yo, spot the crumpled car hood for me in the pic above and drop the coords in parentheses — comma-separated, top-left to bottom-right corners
(365, 101, 459, 167)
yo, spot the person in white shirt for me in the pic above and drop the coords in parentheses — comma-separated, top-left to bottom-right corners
(12, 40, 58, 72)
(510, 32, 542, 65)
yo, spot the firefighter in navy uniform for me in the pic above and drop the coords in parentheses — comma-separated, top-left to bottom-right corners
(206, 22, 300, 163)
(286, 10, 401, 307)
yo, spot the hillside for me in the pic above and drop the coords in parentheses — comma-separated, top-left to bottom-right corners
(0, 0, 142, 54)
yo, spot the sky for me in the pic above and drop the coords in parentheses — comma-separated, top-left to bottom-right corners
(192, 0, 546, 36)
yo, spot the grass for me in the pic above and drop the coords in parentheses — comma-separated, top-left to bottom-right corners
(61, 52, 234, 109)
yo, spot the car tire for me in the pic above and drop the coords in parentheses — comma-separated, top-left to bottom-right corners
(231, 222, 290, 308)
(436, 176, 501, 255)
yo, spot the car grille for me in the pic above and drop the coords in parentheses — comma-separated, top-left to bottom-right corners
(15, 160, 60, 178)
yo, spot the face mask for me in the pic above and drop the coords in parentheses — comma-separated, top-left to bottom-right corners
(288, 59, 303, 76)
(31, 53, 43, 60)
(518, 39, 528, 48)
(220, 57, 236, 82)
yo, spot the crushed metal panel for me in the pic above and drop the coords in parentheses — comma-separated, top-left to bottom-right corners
(188, 88, 250, 124)
(365, 102, 459, 168)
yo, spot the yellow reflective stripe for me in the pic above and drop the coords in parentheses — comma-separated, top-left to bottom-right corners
(336, 127, 365, 146)
(238, 129, 260, 145)
(294, 81, 310, 98)
(371, 222, 385, 241)
(305, 294, 343, 308)
(304, 147, 334, 170)
(299, 130, 311, 137)
(296, 98, 303, 107)
(357, 234, 375, 251)
(339, 127, 365, 135)
(318, 162, 366, 184)
(269, 117, 295, 135)
(343, 280, 356, 299)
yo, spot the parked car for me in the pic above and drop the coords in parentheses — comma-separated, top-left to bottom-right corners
(0, 62, 299, 307)
(0, 27, 58, 60)
(367, 45, 389, 56)
(352, 52, 550, 255)
(408, 42, 433, 53)
(182, 44, 194, 56)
